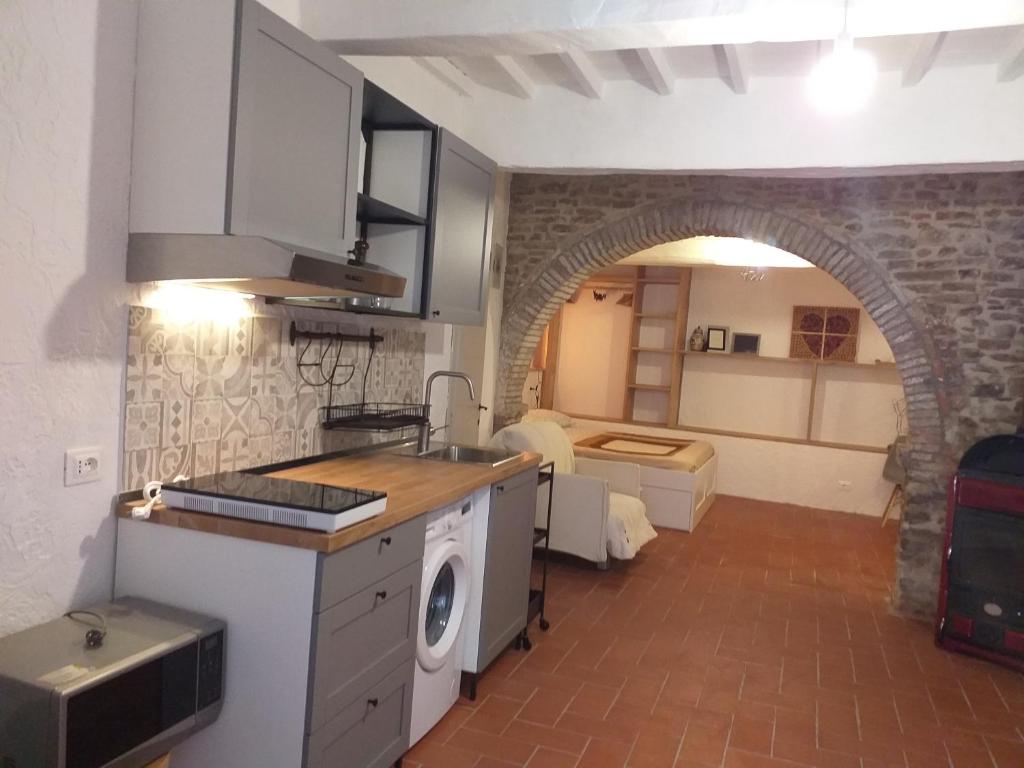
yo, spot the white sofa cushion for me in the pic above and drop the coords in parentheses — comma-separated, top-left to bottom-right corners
(490, 421, 575, 474)
(522, 409, 574, 427)
(607, 493, 658, 560)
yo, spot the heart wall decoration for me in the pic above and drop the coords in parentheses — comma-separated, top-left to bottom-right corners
(790, 305, 860, 362)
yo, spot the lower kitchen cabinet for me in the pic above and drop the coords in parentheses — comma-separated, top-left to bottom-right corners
(305, 516, 425, 766)
(308, 560, 421, 732)
(114, 513, 425, 768)
(476, 469, 539, 671)
(306, 658, 415, 768)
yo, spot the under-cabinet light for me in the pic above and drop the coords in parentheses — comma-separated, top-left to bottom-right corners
(144, 283, 255, 325)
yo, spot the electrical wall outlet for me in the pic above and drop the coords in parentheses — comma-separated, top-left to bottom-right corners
(64, 447, 102, 486)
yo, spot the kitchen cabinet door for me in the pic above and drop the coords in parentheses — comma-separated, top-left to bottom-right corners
(425, 130, 497, 326)
(478, 469, 538, 670)
(231, 0, 362, 258)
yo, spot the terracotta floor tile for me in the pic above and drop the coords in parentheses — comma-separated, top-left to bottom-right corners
(504, 719, 590, 755)
(578, 737, 632, 768)
(729, 715, 774, 755)
(404, 498, 1024, 768)
(519, 687, 576, 726)
(527, 746, 581, 768)
(475, 757, 523, 768)
(447, 727, 539, 765)
(567, 682, 622, 719)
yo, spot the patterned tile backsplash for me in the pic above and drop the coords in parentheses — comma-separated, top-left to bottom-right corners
(122, 307, 426, 490)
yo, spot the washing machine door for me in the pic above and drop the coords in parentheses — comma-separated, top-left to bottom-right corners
(418, 539, 469, 672)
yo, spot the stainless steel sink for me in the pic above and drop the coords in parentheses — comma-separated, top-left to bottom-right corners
(417, 445, 522, 468)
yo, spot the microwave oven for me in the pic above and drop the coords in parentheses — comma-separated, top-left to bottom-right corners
(0, 596, 225, 768)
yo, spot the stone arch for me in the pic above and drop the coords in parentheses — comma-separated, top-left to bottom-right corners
(497, 197, 948, 616)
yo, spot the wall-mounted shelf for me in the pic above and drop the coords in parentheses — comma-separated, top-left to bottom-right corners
(681, 350, 897, 371)
(628, 383, 671, 391)
(633, 312, 677, 320)
(357, 193, 426, 226)
(632, 346, 674, 354)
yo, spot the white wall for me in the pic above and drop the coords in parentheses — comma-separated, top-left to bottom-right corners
(0, 0, 139, 635)
(553, 292, 633, 418)
(680, 266, 904, 447)
(686, 266, 893, 362)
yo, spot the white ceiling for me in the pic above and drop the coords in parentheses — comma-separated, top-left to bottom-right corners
(446, 27, 1024, 98)
(299, 0, 1024, 100)
(270, 0, 1024, 172)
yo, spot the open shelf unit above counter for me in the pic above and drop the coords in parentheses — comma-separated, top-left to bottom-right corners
(356, 194, 426, 226)
(352, 80, 497, 324)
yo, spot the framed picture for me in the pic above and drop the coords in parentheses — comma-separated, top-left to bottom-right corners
(790, 306, 860, 362)
(732, 332, 761, 355)
(706, 326, 729, 352)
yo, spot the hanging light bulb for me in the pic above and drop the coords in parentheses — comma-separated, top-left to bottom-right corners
(807, 0, 876, 116)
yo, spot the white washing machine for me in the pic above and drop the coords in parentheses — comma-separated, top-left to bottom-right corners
(410, 495, 473, 747)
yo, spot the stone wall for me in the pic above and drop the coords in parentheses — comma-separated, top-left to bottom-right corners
(498, 171, 1024, 617)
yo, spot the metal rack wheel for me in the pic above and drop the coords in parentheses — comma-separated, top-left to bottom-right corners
(539, 618, 550, 631)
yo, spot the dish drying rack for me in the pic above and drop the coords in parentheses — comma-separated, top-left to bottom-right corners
(319, 403, 427, 432)
(290, 322, 427, 433)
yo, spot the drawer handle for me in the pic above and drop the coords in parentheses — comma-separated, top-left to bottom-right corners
(380, 536, 392, 547)
(375, 590, 388, 601)
(496, 484, 505, 493)
(367, 697, 379, 709)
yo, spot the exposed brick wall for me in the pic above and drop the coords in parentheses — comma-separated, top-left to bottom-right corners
(497, 172, 1024, 617)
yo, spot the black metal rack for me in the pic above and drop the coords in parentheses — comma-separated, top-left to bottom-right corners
(289, 322, 427, 433)
(516, 461, 554, 652)
(320, 403, 427, 432)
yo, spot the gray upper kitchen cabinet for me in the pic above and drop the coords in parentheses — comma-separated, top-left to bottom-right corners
(425, 130, 498, 326)
(130, 0, 362, 259)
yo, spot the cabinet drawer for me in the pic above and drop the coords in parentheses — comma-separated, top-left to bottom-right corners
(306, 658, 414, 768)
(316, 515, 425, 612)
(309, 560, 420, 731)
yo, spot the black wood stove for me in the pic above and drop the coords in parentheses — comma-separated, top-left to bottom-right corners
(936, 432, 1024, 671)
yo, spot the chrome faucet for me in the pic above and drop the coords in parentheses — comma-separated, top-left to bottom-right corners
(418, 371, 476, 452)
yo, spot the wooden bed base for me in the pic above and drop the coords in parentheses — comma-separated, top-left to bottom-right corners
(573, 432, 718, 532)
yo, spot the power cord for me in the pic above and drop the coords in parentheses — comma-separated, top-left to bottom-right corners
(65, 610, 107, 649)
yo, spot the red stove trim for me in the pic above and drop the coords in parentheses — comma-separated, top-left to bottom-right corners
(950, 613, 973, 637)
(1004, 630, 1024, 654)
(956, 476, 1024, 516)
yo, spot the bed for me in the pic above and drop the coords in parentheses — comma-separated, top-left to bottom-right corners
(554, 419, 718, 531)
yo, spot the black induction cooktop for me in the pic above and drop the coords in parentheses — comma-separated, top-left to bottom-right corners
(160, 472, 387, 532)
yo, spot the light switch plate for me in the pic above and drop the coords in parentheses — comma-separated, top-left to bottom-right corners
(64, 447, 102, 486)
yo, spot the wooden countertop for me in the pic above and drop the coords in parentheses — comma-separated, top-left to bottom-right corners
(116, 450, 542, 553)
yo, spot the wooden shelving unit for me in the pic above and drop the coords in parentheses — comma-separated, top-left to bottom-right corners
(622, 266, 692, 423)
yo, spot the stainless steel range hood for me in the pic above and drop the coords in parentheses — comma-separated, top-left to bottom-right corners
(126, 233, 406, 300)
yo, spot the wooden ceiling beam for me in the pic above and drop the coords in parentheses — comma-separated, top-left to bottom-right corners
(493, 55, 536, 98)
(713, 44, 748, 94)
(997, 27, 1024, 81)
(636, 47, 675, 95)
(558, 49, 604, 98)
(412, 57, 476, 97)
(902, 32, 946, 86)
